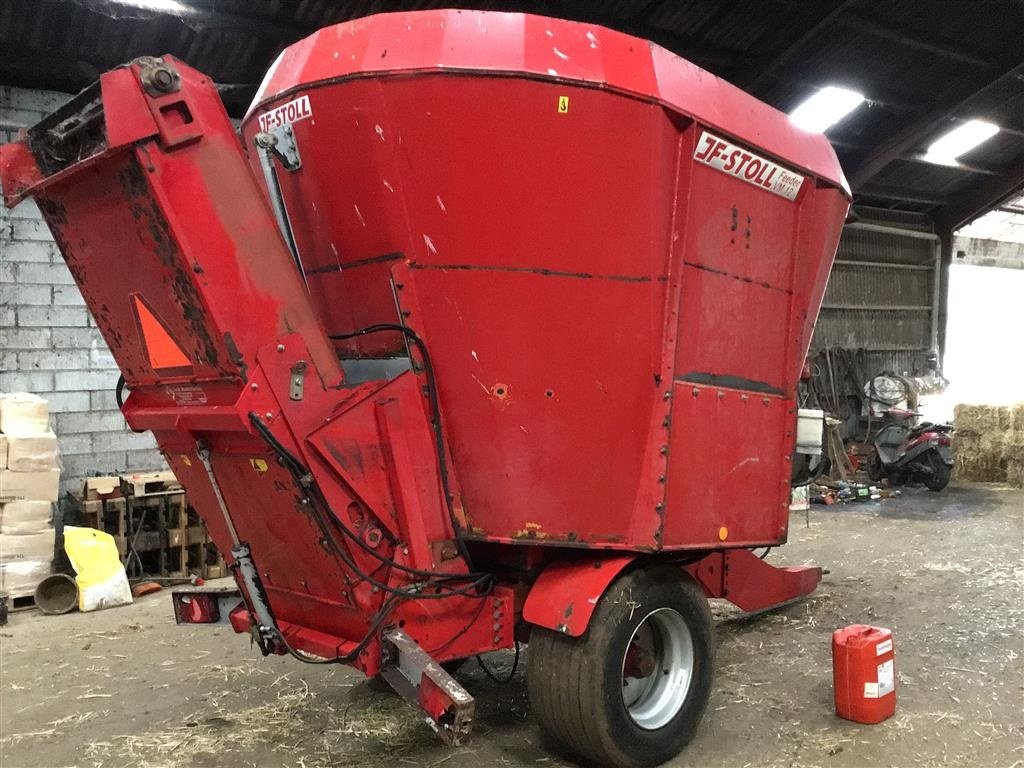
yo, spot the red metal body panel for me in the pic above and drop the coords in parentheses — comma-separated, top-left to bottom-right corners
(664, 385, 793, 547)
(521, 555, 636, 636)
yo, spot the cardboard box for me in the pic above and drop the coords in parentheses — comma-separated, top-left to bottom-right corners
(0, 468, 61, 502)
(0, 434, 7, 470)
(124, 470, 180, 496)
(0, 393, 50, 435)
(0, 530, 55, 565)
(0, 559, 54, 598)
(5, 431, 59, 472)
(83, 476, 120, 500)
(0, 501, 53, 535)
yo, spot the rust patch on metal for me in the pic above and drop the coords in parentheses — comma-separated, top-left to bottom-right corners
(676, 372, 784, 396)
(409, 262, 657, 283)
(37, 196, 68, 226)
(118, 160, 225, 372)
(682, 260, 791, 294)
(513, 522, 548, 540)
(324, 439, 366, 477)
(222, 332, 247, 381)
(305, 251, 404, 275)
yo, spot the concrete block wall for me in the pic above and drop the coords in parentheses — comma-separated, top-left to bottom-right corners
(1, 85, 167, 492)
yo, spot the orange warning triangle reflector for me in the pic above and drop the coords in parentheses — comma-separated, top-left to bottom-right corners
(131, 294, 191, 370)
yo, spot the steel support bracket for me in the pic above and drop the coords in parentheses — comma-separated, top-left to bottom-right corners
(685, 548, 822, 614)
(170, 585, 241, 625)
(289, 360, 307, 401)
(258, 124, 302, 171)
(379, 628, 475, 745)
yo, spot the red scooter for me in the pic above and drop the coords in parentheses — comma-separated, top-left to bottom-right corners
(869, 408, 954, 491)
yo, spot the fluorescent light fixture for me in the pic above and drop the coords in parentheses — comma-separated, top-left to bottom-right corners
(118, 0, 189, 12)
(789, 86, 865, 133)
(924, 120, 1000, 165)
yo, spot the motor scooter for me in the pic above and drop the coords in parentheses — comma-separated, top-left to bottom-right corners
(869, 408, 954, 491)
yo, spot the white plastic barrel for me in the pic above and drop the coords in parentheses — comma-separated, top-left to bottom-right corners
(796, 408, 825, 455)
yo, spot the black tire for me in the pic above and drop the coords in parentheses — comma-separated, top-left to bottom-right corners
(867, 452, 886, 482)
(925, 456, 951, 491)
(527, 565, 714, 768)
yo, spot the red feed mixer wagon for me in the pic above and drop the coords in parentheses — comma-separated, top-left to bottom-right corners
(0, 10, 849, 766)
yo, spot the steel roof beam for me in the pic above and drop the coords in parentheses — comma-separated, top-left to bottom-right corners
(0, 43, 101, 97)
(731, 0, 857, 93)
(848, 63, 1024, 191)
(70, 0, 310, 41)
(840, 11, 1002, 70)
(902, 155, 1003, 176)
(935, 170, 1024, 232)
(828, 139, 1002, 176)
(856, 188, 949, 207)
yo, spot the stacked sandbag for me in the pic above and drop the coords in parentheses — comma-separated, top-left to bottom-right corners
(953, 403, 1024, 488)
(0, 393, 59, 598)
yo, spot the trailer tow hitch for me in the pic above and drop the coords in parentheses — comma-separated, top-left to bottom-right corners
(379, 628, 475, 745)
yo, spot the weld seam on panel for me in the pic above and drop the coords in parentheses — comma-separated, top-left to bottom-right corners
(409, 263, 661, 283)
(675, 373, 785, 396)
(682, 260, 792, 294)
(305, 252, 404, 275)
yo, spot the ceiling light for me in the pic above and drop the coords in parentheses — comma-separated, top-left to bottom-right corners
(117, 0, 189, 12)
(924, 120, 1000, 165)
(789, 86, 865, 133)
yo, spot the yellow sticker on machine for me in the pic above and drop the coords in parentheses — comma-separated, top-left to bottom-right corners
(557, 96, 569, 113)
(250, 458, 269, 474)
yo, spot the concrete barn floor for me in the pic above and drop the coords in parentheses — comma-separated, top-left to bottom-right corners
(1, 482, 1022, 768)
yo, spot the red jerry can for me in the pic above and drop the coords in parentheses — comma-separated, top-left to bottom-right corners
(832, 625, 896, 724)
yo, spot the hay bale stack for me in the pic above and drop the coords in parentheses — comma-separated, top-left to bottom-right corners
(1004, 404, 1024, 488)
(953, 403, 1024, 487)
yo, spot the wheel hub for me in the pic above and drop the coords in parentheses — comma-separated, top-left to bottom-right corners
(621, 607, 694, 730)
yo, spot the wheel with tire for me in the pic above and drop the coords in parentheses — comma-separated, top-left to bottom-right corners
(527, 565, 713, 768)
(925, 454, 951, 491)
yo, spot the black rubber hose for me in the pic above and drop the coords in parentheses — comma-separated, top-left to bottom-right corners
(248, 412, 492, 600)
(476, 641, 521, 684)
(114, 374, 148, 433)
(328, 323, 475, 569)
(115, 374, 126, 408)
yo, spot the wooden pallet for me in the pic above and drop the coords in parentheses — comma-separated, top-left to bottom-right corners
(8, 594, 40, 612)
(69, 473, 226, 581)
(123, 471, 182, 498)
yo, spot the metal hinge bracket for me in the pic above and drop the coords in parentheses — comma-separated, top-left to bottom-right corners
(289, 361, 307, 401)
(256, 123, 302, 171)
